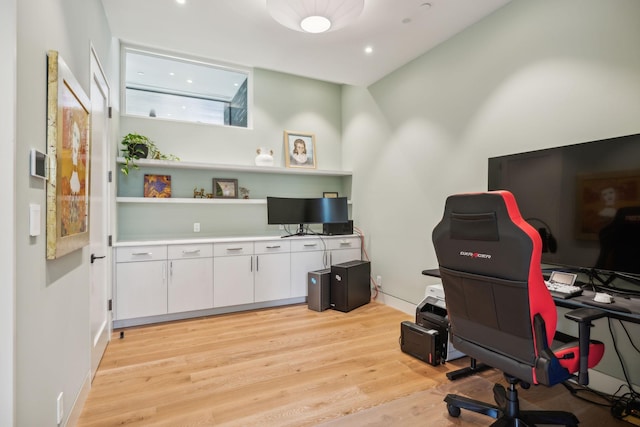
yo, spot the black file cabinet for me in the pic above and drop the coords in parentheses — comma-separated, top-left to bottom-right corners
(330, 260, 371, 312)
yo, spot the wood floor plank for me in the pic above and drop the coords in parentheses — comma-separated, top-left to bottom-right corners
(78, 302, 626, 426)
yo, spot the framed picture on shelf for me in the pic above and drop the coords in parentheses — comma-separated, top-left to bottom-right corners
(46, 50, 91, 259)
(284, 130, 316, 169)
(144, 174, 172, 198)
(323, 192, 338, 198)
(213, 178, 239, 198)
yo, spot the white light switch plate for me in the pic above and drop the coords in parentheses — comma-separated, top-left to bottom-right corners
(29, 203, 41, 236)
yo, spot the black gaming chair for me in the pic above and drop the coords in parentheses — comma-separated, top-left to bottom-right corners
(432, 191, 606, 426)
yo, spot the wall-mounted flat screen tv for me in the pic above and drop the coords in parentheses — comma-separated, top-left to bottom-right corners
(488, 132, 640, 289)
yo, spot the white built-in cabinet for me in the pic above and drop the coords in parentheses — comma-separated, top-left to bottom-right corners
(213, 241, 254, 307)
(115, 245, 168, 319)
(254, 241, 291, 302)
(167, 244, 214, 313)
(114, 235, 361, 327)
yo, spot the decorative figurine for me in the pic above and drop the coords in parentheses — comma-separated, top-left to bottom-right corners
(255, 147, 274, 166)
(193, 187, 206, 198)
(240, 187, 250, 199)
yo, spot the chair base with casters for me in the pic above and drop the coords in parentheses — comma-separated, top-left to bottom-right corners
(445, 373, 579, 427)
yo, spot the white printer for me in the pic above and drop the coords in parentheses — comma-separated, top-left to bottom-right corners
(415, 283, 465, 362)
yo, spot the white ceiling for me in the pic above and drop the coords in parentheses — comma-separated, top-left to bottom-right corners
(101, 0, 512, 87)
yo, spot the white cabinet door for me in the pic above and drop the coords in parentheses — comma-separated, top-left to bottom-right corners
(214, 255, 254, 307)
(168, 244, 214, 313)
(330, 248, 361, 265)
(168, 258, 214, 313)
(328, 237, 362, 266)
(254, 252, 291, 302)
(116, 260, 167, 320)
(290, 250, 325, 298)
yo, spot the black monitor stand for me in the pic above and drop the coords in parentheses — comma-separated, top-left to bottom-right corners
(281, 224, 308, 238)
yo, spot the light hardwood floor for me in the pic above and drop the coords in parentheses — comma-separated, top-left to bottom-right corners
(77, 302, 626, 426)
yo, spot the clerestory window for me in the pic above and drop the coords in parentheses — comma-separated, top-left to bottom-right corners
(122, 45, 251, 128)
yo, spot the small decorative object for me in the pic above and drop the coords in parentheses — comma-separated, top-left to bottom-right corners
(46, 50, 91, 259)
(144, 175, 171, 198)
(120, 132, 180, 175)
(193, 187, 206, 198)
(255, 147, 275, 166)
(284, 130, 317, 169)
(323, 192, 338, 198)
(240, 187, 250, 199)
(213, 178, 239, 199)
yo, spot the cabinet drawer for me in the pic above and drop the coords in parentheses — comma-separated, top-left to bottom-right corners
(255, 240, 290, 254)
(290, 238, 324, 252)
(214, 242, 253, 257)
(326, 237, 361, 251)
(168, 243, 213, 259)
(117, 245, 167, 262)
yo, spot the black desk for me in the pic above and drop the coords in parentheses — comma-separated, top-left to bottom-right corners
(421, 268, 640, 324)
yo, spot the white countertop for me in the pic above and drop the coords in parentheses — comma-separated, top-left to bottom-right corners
(114, 234, 360, 247)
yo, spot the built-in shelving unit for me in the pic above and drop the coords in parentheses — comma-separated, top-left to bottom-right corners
(115, 157, 354, 241)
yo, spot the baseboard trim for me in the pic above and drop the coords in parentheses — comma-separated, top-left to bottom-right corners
(375, 291, 415, 315)
(65, 370, 91, 427)
(585, 369, 640, 396)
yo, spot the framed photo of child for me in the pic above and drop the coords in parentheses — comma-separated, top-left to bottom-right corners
(284, 130, 316, 169)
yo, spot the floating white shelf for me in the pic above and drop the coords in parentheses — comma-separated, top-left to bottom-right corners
(116, 158, 352, 177)
(116, 197, 352, 205)
(117, 197, 266, 205)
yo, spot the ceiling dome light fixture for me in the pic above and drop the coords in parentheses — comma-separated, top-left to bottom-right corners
(266, 0, 365, 34)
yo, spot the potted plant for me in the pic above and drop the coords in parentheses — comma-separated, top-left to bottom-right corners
(120, 132, 179, 175)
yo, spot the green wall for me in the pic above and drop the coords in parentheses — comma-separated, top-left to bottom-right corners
(343, 0, 640, 389)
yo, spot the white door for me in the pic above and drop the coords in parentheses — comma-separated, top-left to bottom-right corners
(89, 48, 111, 379)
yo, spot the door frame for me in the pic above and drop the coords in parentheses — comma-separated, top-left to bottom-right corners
(89, 45, 112, 379)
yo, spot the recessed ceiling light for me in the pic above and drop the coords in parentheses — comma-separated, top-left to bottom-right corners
(364, 46, 373, 54)
(137, 71, 144, 75)
(169, 72, 175, 76)
(421, 2, 432, 8)
(186, 79, 193, 84)
(176, 0, 186, 5)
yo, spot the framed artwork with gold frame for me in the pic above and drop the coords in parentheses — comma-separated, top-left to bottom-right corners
(284, 130, 316, 169)
(46, 50, 91, 259)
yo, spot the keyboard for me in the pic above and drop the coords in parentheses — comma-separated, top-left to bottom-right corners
(545, 280, 583, 299)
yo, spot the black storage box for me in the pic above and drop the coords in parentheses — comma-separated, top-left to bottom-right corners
(330, 260, 371, 312)
(400, 320, 444, 366)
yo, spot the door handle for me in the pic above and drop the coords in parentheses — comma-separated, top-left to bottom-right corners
(91, 253, 106, 264)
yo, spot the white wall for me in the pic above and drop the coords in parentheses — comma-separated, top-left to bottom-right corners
(343, 0, 640, 304)
(343, 0, 640, 387)
(16, 0, 114, 425)
(1, 0, 17, 424)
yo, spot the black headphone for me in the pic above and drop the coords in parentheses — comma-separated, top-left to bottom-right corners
(526, 218, 557, 253)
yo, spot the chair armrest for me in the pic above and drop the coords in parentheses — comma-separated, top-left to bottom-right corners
(564, 307, 606, 323)
(563, 307, 606, 385)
